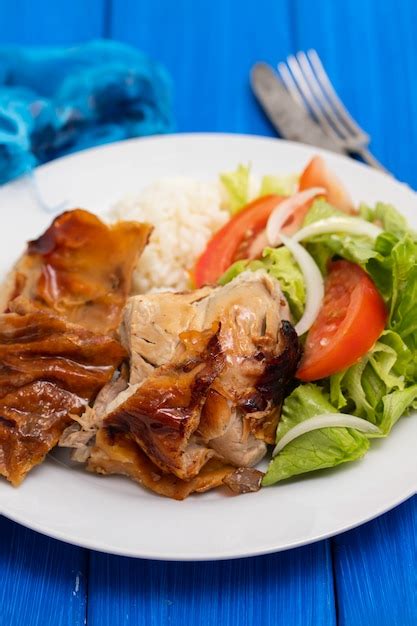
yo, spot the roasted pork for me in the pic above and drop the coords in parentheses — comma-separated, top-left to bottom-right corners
(86, 271, 301, 498)
(0, 301, 126, 485)
(3, 209, 152, 334)
(0, 210, 151, 484)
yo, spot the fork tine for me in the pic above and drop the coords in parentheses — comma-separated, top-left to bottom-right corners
(277, 62, 304, 107)
(307, 49, 368, 140)
(285, 54, 343, 140)
(295, 51, 351, 140)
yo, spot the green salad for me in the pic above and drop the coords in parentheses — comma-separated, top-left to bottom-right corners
(211, 159, 417, 486)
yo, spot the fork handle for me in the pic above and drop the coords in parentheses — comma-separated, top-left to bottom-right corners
(356, 147, 390, 175)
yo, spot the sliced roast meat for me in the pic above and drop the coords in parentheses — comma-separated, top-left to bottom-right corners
(0, 209, 151, 484)
(88, 428, 234, 501)
(0, 302, 126, 485)
(3, 209, 152, 334)
(88, 271, 301, 497)
(102, 325, 223, 479)
(209, 411, 267, 467)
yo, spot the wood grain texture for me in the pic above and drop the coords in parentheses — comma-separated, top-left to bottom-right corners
(292, 3, 417, 624)
(91, 4, 336, 624)
(0, 0, 106, 45)
(88, 543, 336, 626)
(0, 1, 106, 624)
(333, 497, 417, 626)
(110, 0, 295, 135)
(291, 0, 417, 185)
(0, 516, 87, 626)
(1, 0, 417, 624)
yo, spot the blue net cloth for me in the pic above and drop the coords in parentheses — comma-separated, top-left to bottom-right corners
(0, 40, 173, 184)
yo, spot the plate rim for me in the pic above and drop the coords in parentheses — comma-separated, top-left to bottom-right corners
(1, 132, 416, 561)
(1, 478, 415, 561)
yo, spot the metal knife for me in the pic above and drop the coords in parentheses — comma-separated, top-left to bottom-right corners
(251, 62, 346, 154)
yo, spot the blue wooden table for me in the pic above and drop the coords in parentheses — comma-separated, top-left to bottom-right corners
(1, 1, 417, 624)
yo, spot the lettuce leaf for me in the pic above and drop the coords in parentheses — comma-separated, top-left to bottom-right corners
(262, 384, 370, 486)
(329, 330, 417, 434)
(259, 173, 298, 197)
(262, 200, 417, 486)
(360, 201, 409, 238)
(302, 198, 344, 225)
(367, 233, 417, 354)
(220, 164, 251, 215)
(220, 165, 297, 215)
(219, 247, 305, 319)
(301, 199, 378, 271)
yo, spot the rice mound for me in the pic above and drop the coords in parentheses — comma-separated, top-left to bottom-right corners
(112, 178, 229, 293)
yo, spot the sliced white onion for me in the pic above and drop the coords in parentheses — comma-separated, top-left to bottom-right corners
(272, 413, 381, 457)
(292, 216, 383, 242)
(266, 187, 326, 247)
(279, 234, 324, 336)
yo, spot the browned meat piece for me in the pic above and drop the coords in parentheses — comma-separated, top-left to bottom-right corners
(0, 382, 85, 486)
(89, 429, 234, 500)
(223, 467, 264, 494)
(103, 325, 223, 479)
(0, 209, 151, 485)
(87, 271, 301, 497)
(0, 303, 127, 485)
(208, 411, 266, 467)
(4, 209, 151, 334)
(0, 300, 126, 400)
(59, 365, 129, 463)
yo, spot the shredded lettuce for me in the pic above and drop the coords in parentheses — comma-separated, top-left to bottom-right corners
(302, 198, 345, 225)
(367, 233, 417, 353)
(263, 384, 370, 485)
(261, 199, 417, 486)
(219, 247, 305, 319)
(218, 177, 417, 486)
(360, 201, 410, 238)
(220, 164, 251, 215)
(259, 173, 298, 197)
(220, 165, 297, 215)
(301, 199, 379, 271)
(329, 331, 417, 434)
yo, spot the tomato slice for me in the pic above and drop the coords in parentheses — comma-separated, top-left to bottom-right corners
(299, 156, 355, 214)
(297, 260, 386, 381)
(194, 195, 283, 287)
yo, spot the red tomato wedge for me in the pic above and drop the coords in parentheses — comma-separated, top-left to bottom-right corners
(194, 195, 283, 287)
(299, 155, 355, 214)
(297, 260, 386, 381)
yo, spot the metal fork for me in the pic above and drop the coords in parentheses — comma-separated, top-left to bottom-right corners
(278, 49, 387, 172)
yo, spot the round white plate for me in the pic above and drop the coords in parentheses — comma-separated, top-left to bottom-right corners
(0, 133, 416, 561)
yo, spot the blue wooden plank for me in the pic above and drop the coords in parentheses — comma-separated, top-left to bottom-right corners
(292, 1, 417, 624)
(0, 516, 87, 626)
(291, 0, 417, 186)
(110, 0, 296, 135)
(0, 0, 106, 45)
(0, 4, 105, 626)
(333, 497, 417, 626)
(85, 3, 337, 625)
(88, 543, 336, 626)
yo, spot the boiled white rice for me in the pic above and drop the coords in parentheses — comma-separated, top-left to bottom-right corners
(112, 177, 229, 293)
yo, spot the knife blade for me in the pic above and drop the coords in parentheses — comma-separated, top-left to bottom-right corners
(251, 62, 346, 154)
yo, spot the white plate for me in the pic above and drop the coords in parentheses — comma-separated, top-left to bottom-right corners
(0, 133, 416, 561)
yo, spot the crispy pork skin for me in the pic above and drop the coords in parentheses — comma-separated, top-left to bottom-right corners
(4, 209, 152, 334)
(0, 209, 151, 484)
(89, 428, 234, 501)
(88, 271, 301, 497)
(101, 326, 223, 479)
(0, 302, 126, 485)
